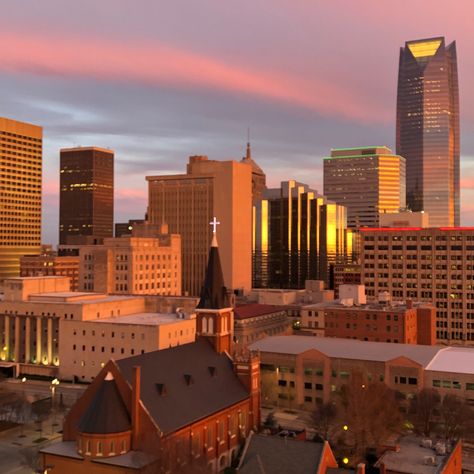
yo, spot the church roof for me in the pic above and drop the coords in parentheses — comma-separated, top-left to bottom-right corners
(197, 234, 229, 310)
(117, 339, 249, 435)
(77, 372, 131, 434)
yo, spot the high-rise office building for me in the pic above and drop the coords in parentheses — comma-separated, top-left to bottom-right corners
(0, 117, 42, 282)
(323, 146, 406, 228)
(361, 227, 474, 344)
(59, 147, 114, 245)
(253, 181, 348, 289)
(147, 155, 253, 296)
(396, 37, 460, 226)
(241, 142, 266, 204)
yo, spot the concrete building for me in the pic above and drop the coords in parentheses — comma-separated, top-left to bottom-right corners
(379, 210, 429, 228)
(78, 224, 181, 296)
(60, 147, 114, 245)
(301, 288, 436, 345)
(20, 254, 80, 291)
(323, 146, 406, 229)
(0, 276, 194, 380)
(333, 263, 362, 298)
(253, 180, 348, 289)
(360, 227, 474, 344)
(147, 155, 253, 296)
(60, 311, 195, 382)
(241, 141, 266, 204)
(0, 117, 42, 282)
(234, 304, 291, 350)
(251, 335, 474, 411)
(397, 37, 460, 227)
(114, 219, 145, 237)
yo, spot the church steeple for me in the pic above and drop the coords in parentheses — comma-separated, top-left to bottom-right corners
(196, 218, 234, 353)
(197, 219, 229, 310)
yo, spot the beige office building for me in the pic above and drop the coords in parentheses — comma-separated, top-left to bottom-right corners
(0, 117, 42, 282)
(78, 225, 181, 296)
(323, 146, 406, 228)
(361, 227, 474, 344)
(147, 156, 252, 296)
(0, 276, 195, 380)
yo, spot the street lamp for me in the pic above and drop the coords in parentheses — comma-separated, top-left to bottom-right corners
(50, 378, 60, 408)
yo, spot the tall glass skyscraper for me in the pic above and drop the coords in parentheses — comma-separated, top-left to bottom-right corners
(396, 37, 460, 227)
(252, 181, 348, 289)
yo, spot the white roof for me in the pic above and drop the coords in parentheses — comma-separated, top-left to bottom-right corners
(425, 346, 474, 375)
(249, 336, 447, 369)
(97, 313, 190, 326)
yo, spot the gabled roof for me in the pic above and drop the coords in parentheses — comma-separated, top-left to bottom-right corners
(117, 339, 249, 435)
(197, 234, 229, 310)
(250, 336, 443, 368)
(238, 434, 325, 473)
(77, 372, 131, 434)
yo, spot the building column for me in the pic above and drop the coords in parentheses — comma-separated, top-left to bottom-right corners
(47, 318, 53, 365)
(4, 315, 10, 360)
(14, 317, 20, 363)
(36, 318, 42, 364)
(25, 317, 31, 363)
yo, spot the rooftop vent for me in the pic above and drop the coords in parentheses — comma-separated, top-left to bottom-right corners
(184, 374, 194, 386)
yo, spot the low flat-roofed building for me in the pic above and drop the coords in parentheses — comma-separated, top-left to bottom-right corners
(375, 435, 462, 474)
(234, 304, 291, 350)
(20, 254, 80, 291)
(301, 297, 436, 345)
(250, 335, 474, 411)
(59, 311, 196, 382)
(0, 276, 195, 379)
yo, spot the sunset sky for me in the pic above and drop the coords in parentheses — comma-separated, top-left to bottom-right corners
(1, 0, 473, 243)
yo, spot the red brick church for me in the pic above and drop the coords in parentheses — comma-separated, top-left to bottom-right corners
(41, 233, 260, 473)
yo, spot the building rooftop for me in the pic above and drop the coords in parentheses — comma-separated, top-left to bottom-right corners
(237, 433, 325, 474)
(302, 300, 430, 312)
(249, 336, 474, 373)
(97, 312, 194, 326)
(235, 304, 285, 320)
(376, 435, 457, 473)
(28, 292, 140, 304)
(116, 339, 249, 435)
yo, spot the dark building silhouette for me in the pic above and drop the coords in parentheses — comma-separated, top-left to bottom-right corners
(396, 37, 460, 226)
(59, 147, 114, 244)
(253, 181, 347, 289)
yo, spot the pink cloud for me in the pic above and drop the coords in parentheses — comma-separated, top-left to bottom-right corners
(0, 30, 389, 123)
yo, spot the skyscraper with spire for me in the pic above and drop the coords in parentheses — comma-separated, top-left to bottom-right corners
(396, 37, 460, 226)
(241, 140, 266, 205)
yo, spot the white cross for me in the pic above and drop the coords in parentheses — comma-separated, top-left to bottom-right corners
(209, 217, 220, 234)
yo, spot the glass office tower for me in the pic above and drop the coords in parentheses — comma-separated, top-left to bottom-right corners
(396, 37, 460, 227)
(252, 181, 347, 289)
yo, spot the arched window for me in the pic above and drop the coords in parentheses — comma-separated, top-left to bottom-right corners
(121, 439, 127, 453)
(86, 440, 91, 455)
(110, 441, 115, 455)
(97, 441, 103, 456)
(208, 317, 214, 334)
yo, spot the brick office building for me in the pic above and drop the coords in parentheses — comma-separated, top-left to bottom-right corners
(360, 227, 474, 343)
(41, 233, 260, 473)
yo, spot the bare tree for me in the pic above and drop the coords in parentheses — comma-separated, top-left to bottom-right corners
(410, 388, 440, 437)
(440, 394, 472, 441)
(32, 399, 51, 438)
(339, 372, 403, 459)
(312, 402, 338, 441)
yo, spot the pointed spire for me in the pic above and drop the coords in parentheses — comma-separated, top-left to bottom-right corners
(197, 232, 229, 310)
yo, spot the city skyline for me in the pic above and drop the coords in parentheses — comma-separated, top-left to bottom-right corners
(1, 1, 473, 245)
